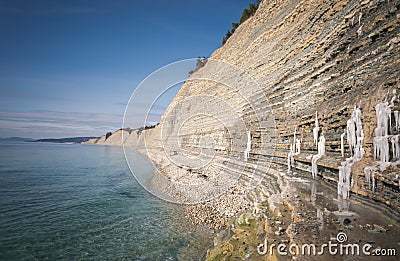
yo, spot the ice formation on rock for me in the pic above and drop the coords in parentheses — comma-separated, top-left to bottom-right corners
(338, 159, 352, 199)
(390, 89, 397, 107)
(338, 106, 365, 199)
(391, 90, 400, 131)
(318, 133, 325, 155)
(394, 111, 400, 132)
(365, 91, 400, 191)
(357, 25, 363, 37)
(346, 119, 355, 156)
(364, 166, 376, 191)
(375, 102, 391, 136)
(287, 128, 301, 173)
(373, 100, 392, 162)
(293, 128, 301, 156)
(353, 106, 365, 159)
(346, 106, 365, 159)
(244, 130, 251, 161)
(340, 132, 345, 158)
(287, 144, 294, 173)
(311, 112, 325, 179)
(295, 138, 301, 155)
(374, 136, 389, 162)
(311, 132, 325, 179)
(313, 111, 319, 146)
(392, 135, 400, 160)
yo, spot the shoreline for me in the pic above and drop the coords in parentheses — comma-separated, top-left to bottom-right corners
(135, 147, 254, 231)
(81, 141, 400, 260)
(206, 164, 400, 260)
(83, 142, 400, 259)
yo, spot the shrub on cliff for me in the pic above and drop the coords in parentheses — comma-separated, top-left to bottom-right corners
(188, 57, 208, 76)
(105, 132, 112, 140)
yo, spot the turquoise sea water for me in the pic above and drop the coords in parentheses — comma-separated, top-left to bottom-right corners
(0, 142, 211, 260)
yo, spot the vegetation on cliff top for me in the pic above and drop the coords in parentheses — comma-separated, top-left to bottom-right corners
(188, 57, 208, 76)
(222, 0, 261, 45)
(189, 1, 261, 76)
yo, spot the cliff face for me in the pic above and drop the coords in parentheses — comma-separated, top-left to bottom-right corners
(93, 0, 400, 210)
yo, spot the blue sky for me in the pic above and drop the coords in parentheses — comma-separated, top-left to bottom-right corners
(0, 0, 251, 138)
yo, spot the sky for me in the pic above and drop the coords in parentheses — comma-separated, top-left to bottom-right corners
(0, 0, 251, 138)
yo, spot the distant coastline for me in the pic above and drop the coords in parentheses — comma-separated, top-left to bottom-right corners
(0, 137, 34, 142)
(0, 136, 99, 144)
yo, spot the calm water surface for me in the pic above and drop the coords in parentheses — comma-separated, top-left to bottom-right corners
(0, 142, 211, 260)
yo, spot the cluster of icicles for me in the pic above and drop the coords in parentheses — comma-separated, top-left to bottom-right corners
(364, 90, 400, 192)
(338, 106, 365, 199)
(287, 128, 301, 173)
(286, 89, 399, 200)
(287, 112, 325, 175)
(287, 111, 325, 175)
(311, 112, 325, 179)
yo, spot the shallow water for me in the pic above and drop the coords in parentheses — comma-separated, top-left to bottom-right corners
(0, 142, 212, 260)
(282, 170, 400, 260)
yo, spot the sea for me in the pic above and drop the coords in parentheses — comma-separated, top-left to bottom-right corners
(0, 142, 212, 260)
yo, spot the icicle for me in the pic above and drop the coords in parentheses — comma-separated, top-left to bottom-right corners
(346, 106, 364, 159)
(391, 136, 396, 160)
(390, 89, 397, 107)
(364, 166, 371, 190)
(338, 160, 352, 199)
(340, 132, 345, 157)
(311, 155, 319, 179)
(338, 164, 344, 196)
(392, 135, 400, 160)
(288, 128, 300, 172)
(357, 25, 363, 37)
(394, 111, 399, 132)
(292, 127, 301, 156)
(343, 162, 351, 199)
(287, 144, 294, 174)
(354, 106, 365, 160)
(338, 106, 365, 199)
(311, 132, 325, 179)
(364, 166, 377, 191)
(313, 111, 319, 146)
(244, 130, 251, 161)
(295, 138, 301, 155)
(346, 118, 355, 156)
(373, 101, 391, 162)
(374, 136, 389, 162)
(372, 171, 376, 191)
(318, 134, 326, 156)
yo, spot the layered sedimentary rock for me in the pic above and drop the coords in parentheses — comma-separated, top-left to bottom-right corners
(91, 0, 400, 212)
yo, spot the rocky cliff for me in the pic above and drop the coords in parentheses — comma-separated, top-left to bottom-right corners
(89, 0, 400, 213)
